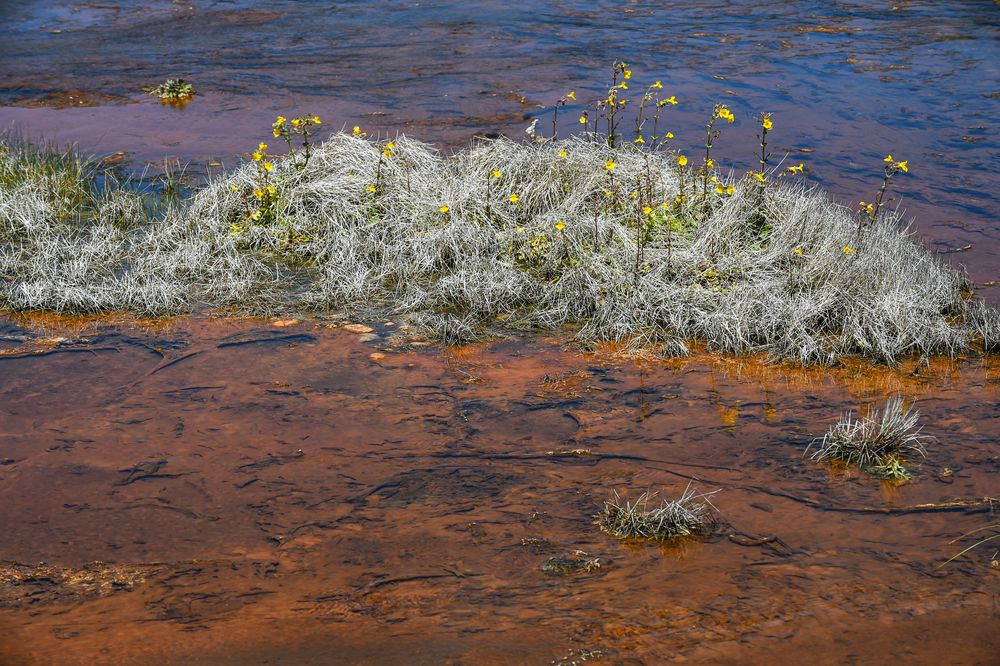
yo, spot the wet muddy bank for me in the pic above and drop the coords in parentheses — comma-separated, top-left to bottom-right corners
(0, 314, 997, 664)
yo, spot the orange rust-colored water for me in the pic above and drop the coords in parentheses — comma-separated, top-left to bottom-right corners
(0, 315, 997, 664)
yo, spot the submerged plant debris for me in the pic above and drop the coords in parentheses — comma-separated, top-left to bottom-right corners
(1, 133, 998, 364)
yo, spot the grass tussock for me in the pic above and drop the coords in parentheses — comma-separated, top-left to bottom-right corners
(598, 485, 718, 541)
(0, 132, 997, 365)
(807, 396, 935, 480)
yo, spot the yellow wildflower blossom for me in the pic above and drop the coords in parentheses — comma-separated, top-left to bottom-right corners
(726, 185, 734, 195)
(665, 131, 674, 139)
(678, 155, 688, 167)
(793, 247, 803, 256)
(676, 194, 684, 204)
(492, 169, 502, 178)
(896, 160, 908, 172)
(367, 184, 377, 193)
(555, 219, 566, 231)
(558, 148, 568, 158)
(439, 204, 449, 214)
(706, 158, 714, 169)
(567, 91, 576, 101)
(604, 160, 617, 171)
(254, 189, 264, 199)
(258, 142, 268, 151)
(843, 245, 855, 254)
(787, 163, 804, 174)
(274, 116, 286, 126)
(753, 171, 765, 183)
(762, 116, 773, 131)
(312, 116, 321, 124)
(666, 95, 677, 105)
(252, 151, 262, 162)
(715, 185, 724, 194)
(884, 154, 893, 163)
(642, 205, 653, 215)
(579, 115, 587, 124)
(634, 135, 645, 144)
(652, 80, 662, 89)
(509, 193, 520, 203)
(250, 210, 262, 221)
(263, 161, 274, 172)
(267, 185, 277, 195)
(292, 118, 301, 127)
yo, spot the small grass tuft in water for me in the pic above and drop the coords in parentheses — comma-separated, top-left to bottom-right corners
(807, 396, 935, 480)
(145, 78, 195, 101)
(598, 484, 718, 542)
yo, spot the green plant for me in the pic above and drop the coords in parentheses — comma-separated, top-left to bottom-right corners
(145, 79, 195, 101)
(272, 114, 322, 168)
(859, 154, 909, 229)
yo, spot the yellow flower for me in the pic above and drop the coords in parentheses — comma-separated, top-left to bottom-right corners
(555, 219, 566, 231)
(272, 128, 281, 138)
(675, 194, 684, 204)
(706, 158, 714, 169)
(579, 115, 587, 124)
(652, 80, 662, 89)
(603, 189, 613, 197)
(623, 69, 632, 80)
(629, 190, 638, 199)
(793, 247, 803, 256)
(678, 155, 688, 167)
(666, 96, 678, 105)
(492, 169, 502, 178)
(896, 160, 908, 172)
(843, 245, 855, 254)
(762, 117, 773, 131)
(715, 185, 723, 194)
(263, 161, 274, 172)
(230, 223, 242, 233)
(787, 163, 804, 174)
(884, 154, 893, 163)
(618, 82, 628, 90)
(604, 160, 617, 171)
(367, 184, 377, 193)
(665, 131, 674, 139)
(312, 116, 321, 124)
(352, 126, 365, 137)
(567, 91, 576, 101)
(558, 148, 568, 158)
(267, 185, 277, 195)
(383, 148, 392, 158)
(753, 171, 765, 182)
(258, 142, 268, 151)
(292, 118, 301, 127)
(439, 204, 449, 213)
(230, 184, 238, 192)
(515, 225, 524, 234)
(250, 210, 262, 221)
(710, 175, 718, 183)
(718, 107, 735, 124)
(274, 116, 286, 126)
(642, 205, 653, 215)
(252, 151, 262, 162)
(634, 135, 645, 144)
(509, 193, 520, 203)
(254, 189, 264, 199)
(726, 185, 734, 195)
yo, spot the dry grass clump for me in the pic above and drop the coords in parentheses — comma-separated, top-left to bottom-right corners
(597, 484, 718, 541)
(0, 132, 997, 365)
(807, 396, 935, 480)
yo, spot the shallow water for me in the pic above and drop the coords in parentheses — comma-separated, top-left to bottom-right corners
(0, 315, 997, 664)
(1, 2, 1000, 662)
(0, 0, 998, 290)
